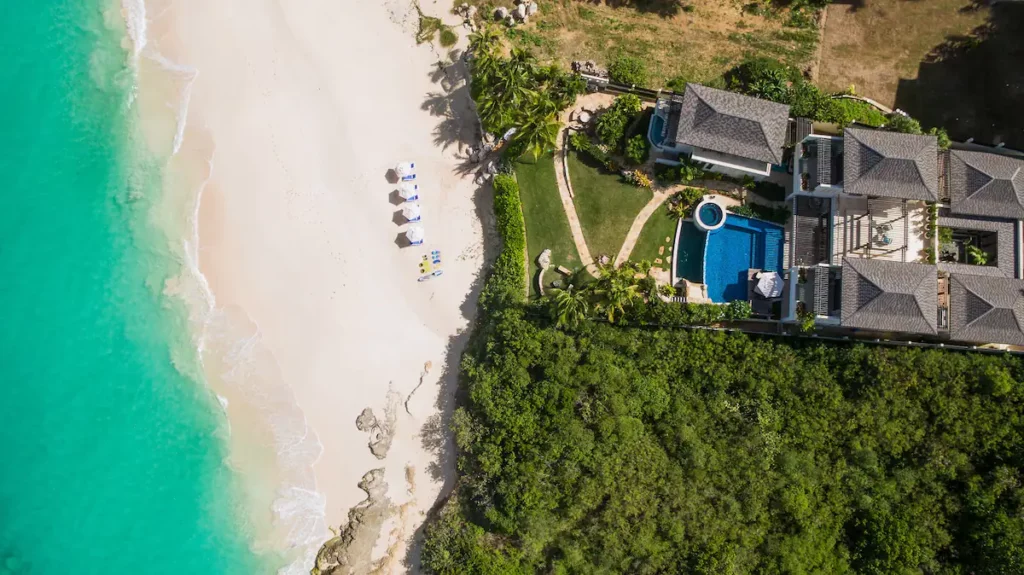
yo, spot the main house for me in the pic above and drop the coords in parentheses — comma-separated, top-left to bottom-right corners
(785, 125, 1024, 348)
(650, 83, 791, 179)
(651, 82, 1024, 349)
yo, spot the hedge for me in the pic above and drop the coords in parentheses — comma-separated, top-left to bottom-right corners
(624, 298, 752, 326)
(479, 173, 528, 312)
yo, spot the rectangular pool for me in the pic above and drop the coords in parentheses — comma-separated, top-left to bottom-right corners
(674, 221, 706, 284)
(703, 214, 784, 302)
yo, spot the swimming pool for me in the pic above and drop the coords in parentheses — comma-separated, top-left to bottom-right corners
(675, 213, 784, 302)
(674, 221, 707, 284)
(703, 214, 784, 302)
(648, 113, 666, 148)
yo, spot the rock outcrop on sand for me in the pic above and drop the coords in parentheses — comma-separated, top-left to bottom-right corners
(313, 469, 390, 575)
(355, 391, 401, 459)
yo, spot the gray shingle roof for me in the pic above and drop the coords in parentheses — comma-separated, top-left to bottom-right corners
(841, 258, 938, 334)
(949, 273, 1024, 345)
(669, 84, 790, 165)
(948, 149, 1024, 219)
(843, 127, 939, 201)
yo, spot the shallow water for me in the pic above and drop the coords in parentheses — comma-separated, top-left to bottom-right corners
(0, 1, 276, 572)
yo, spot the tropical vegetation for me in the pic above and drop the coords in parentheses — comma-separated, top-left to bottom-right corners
(607, 55, 647, 86)
(468, 28, 585, 158)
(595, 94, 643, 150)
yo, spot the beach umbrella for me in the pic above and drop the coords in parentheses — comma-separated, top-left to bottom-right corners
(399, 183, 419, 201)
(402, 203, 422, 222)
(755, 271, 784, 299)
(406, 225, 425, 245)
(395, 161, 416, 179)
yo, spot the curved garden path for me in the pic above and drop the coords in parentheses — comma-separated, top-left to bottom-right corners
(614, 189, 672, 267)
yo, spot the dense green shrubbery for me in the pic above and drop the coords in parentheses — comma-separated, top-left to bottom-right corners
(728, 203, 791, 224)
(424, 299, 1024, 573)
(654, 157, 708, 184)
(478, 173, 527, 311)
(596, 94, 643, 149)
(625, 133, 650, 165)
(607, 55, 647, 86)
(625, 298, 753, 325)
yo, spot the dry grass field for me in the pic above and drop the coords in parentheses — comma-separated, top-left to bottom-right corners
(461, 0, 819, 87)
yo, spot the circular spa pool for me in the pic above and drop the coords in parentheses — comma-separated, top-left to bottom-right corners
(693, 199, 726, 232)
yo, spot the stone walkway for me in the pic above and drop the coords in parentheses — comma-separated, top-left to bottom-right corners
(614, 190, 672, 267)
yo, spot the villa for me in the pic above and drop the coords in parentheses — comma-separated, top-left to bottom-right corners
(661, 86, 1024, 349)
(650, 83, 791, 179)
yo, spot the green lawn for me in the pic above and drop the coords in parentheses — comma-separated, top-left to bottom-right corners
(567, 151, 653, 262)
(515, 154, 580, 297)
(628, 202, 677, 271)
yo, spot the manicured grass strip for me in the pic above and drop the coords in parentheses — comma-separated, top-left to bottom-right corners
(515, 154, 580, 298)
(567, 150, 652, 262)
(628, 202, 677, 269)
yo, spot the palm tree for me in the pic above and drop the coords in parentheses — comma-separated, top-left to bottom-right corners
(592, 266, 640, 323)
(547, 284, 591, 329)
(514, 96, 561, 158)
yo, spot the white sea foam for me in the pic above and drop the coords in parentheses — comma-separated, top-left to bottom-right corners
(182, 157, 328, 575)
(147, 52, 198, 156)
(116, 1, 331, 569)
(121, 0, 147, 64)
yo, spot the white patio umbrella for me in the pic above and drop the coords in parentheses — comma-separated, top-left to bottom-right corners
(402, 203, 422, 222)
(399, 182, 419, 201)
(395, 161, 416, 179)
(755, 271, 784, 299)
(406, 225, 425, 245)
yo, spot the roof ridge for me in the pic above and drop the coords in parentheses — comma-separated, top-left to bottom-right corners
(911, 272, 933, 325)
(957, 276, 996, 329)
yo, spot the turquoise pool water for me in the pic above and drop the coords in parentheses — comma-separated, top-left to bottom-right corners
(649, 113, 666, 148)
(0, 2, 273, 573)
(675, 221, 707, 284)
(704, 215, 785, 302)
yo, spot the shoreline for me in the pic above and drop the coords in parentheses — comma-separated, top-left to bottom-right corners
(132, 0, 488, 571)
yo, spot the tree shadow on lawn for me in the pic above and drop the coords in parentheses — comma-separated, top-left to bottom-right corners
(893, 3, 1024, 151)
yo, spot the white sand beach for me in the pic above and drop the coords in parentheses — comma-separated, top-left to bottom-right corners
(130, 0, 486, 571)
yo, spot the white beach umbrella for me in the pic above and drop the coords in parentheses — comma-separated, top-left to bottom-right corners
(395, 161, 416, 178)
(402, 203, 422, 222)
(755, 271, 784, 299)
(399, 182, 420, 201)
(406, 225, 425, 245)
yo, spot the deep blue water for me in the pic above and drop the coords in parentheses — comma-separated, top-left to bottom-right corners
(703, 215, 784, 302)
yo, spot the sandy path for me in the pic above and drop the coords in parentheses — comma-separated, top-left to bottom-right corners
(135, 0, 489, 571)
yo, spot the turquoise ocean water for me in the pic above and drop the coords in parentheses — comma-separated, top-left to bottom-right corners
(0, 1, 274, 573)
